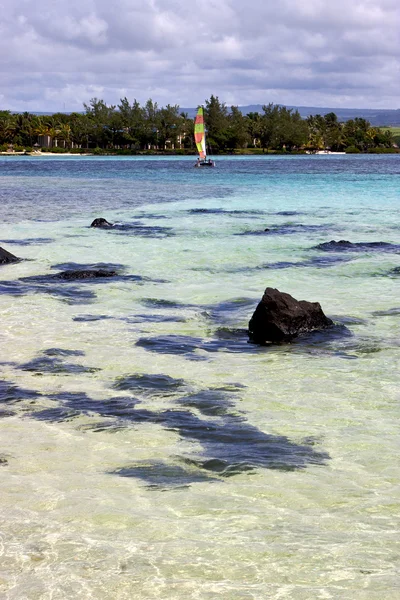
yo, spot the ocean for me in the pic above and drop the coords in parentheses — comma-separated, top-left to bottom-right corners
(0, 154, 399, 599)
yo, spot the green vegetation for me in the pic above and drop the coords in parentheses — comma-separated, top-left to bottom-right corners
(0, 97, 397, 154)
(380, 127, 400, 135)
(380, 127, 400, 147)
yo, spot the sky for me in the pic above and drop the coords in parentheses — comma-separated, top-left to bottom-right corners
(1, 0, 399, 112)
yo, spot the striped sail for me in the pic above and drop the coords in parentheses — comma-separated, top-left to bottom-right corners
(194, 107, 206, 159)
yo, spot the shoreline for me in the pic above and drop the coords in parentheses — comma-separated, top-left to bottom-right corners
(1, 149, 397, 157)
(0, 151, 93, 156)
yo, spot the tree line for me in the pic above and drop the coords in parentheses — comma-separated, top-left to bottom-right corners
(0, 95, 396, 153)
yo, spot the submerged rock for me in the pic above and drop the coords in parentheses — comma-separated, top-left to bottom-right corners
(315, 240, 400, 252)
(316, 240, 352, 249)
(248, 287, 333, 344)
(0, 246, 20, 264)
(52, 269, 117, 281)
(90, 218, 113, 228)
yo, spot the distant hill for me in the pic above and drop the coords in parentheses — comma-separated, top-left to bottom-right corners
(182, 105, 400, 126)
(15, 106, 400, 126)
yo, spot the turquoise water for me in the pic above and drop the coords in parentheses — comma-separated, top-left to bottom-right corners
(0, 155, 399, 599)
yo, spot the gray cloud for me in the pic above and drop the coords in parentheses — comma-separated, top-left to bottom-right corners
(1, 0, 399, 111)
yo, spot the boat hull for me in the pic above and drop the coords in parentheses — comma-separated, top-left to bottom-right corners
(194, 160, 215, 168)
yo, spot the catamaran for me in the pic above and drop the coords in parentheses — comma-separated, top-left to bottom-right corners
(194, 107, 215, 167)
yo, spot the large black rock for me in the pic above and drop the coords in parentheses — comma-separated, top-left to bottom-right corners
(0, 246, 20, 264)
(90, 218, 113, 228)
(249, 287, 333, 344)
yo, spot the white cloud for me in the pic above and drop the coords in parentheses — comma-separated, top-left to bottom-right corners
(1, 0, 399, 111)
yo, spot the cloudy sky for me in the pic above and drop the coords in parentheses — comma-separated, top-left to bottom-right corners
(1, 0, 399, 112)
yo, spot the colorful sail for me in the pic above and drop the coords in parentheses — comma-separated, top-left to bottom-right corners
(194, 107, 206, 159)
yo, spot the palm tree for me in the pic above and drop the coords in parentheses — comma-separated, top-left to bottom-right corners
(0, 112, 16, 145)
(57, 124, 72, 149)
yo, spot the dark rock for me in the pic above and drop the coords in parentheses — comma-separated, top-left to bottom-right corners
(315, 240, 400, 252)
(90, 218, 113, 228)
(52, 269, 117, 281)
(0, 246, 20, 264)
(248, 287, 333, 344)
(316, 240, 352, 249)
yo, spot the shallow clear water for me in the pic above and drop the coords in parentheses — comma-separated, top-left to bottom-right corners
(0, 154, 399, 599)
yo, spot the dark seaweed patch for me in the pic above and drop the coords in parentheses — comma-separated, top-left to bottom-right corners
(1, 238, 54, 246)
(235, 229, 271, 237)
(24, 381, 328, 486)
(176, 389, 238, 417)
(371, 307, 400, 317)
(43, 348, 85, 357)
(138, 298, 193, 309)
(43, 392, 152, 423)
(292, 324, 353, 345)
(111, 406, 328, 487)
(0, 278, 97, 304)
(204, 297, 256, 325)
(107, 223, 175, 237)
(194, 254, 351, 274)
(306, 255, 353, 267)
(33, 406, 81, 422)
(276, 223, 333, 234)
(51, 262, 126, 272)
(124, 314, 187, 323)
(134, 213, 169, 220)
(256, 261, 299, 270)
(258, 255, 352, 270)
(113, 461, 219, 488)
(114, 373, 186, 396)
(202, 328, 250, 353)
(20, 353, 99, 375)
(73, 314, 115, 322)
(0, 263, 160, 304)
(0, 379, 40, 405)
(214, 383, 247, 391)
(49, 264, 165, 283)
(275, 211, 304, 216)
(188, 208, 265, 217)
(188, 208, 229, 214)
(136, 330, 259, 358)
(79, 422, 128, 433)
(136, 335, 208, 360)
(167, 410, 328, 473)
(285, 324, 371, 359)
(236, 223, 331, 236)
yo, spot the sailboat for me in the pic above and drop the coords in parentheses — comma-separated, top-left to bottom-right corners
(194, 107, 215, 167)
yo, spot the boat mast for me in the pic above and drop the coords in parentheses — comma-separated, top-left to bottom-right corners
(202, 105, 206, 160)
(194, 106, 206, 162)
